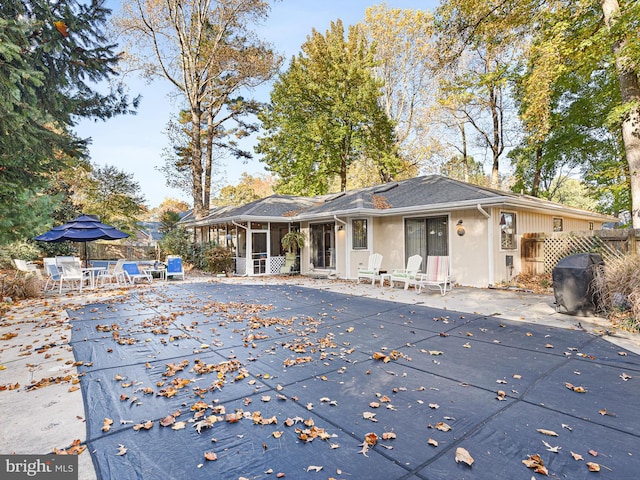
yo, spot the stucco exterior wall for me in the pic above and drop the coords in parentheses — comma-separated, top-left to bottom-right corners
(449, 209, 491, 288)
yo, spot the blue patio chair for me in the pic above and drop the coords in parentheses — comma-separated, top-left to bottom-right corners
(43, 263, 62, 291)
(122, 262, 152, 285)
(166, 256, 185, 280)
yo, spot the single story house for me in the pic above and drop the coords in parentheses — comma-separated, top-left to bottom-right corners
(179, 175, 615, 287)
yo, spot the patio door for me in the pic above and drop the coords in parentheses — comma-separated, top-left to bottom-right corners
(252, 231, 267, 274)
(310, 223, 335, 269)
(405, 216, 448, 266)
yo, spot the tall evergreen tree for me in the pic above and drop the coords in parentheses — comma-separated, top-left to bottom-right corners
(0, 0, 137, 244)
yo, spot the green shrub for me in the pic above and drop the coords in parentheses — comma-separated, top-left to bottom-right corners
(158, 227, 192, 260)
(0, 242, 44, 269)
(204, 246, 235, 274)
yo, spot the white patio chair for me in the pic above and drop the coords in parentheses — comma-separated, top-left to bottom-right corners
(415, 256, 450, 296)
(390, 255, 423, 290)
(357, 253, 383, 285)
(13, 259, 41, 278)
(43, 263, 62, 291)
(96, 259, 126, 287)
(58, 261, 90, 293)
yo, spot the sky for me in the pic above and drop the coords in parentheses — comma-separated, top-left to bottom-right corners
(74, 0, 440, 209)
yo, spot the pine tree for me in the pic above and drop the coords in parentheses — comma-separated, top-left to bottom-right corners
(0, 0, 137, 244)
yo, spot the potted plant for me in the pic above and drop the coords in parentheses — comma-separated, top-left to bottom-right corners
(281, 231, 305, 254)
(281, 231, 305, 273)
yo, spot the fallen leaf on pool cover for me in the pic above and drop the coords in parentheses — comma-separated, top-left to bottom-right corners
(542, 440, 561, 453)
(204, 451, 217, 461)
(365, 432, 378, 446)
(455, 447, 474, 466)
(133, 420, 153, 430)
(587, 462, 600, 471)
(522, 454, 548, 475)
(116, 444, 127, 456)
(53, 439, 86, 455)
(171, 421, 186, 430)
(306, 466, 322, 472)
(160, 415, 175, 427)
(434, 422, 451, 432)
(382, 432, 396, 440)
(589, 449, 598, 457)
(102, 418, 113, 432)
(536, 429, 558, 437)
(565, 382, 587, 393)
(571, 451, 583, 461)
(428, 438, 438, 447)
(363, 412, 378, 422)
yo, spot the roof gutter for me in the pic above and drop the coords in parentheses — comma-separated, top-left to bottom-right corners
(476, 204, 490, 218)
(333, 215, 347, 225)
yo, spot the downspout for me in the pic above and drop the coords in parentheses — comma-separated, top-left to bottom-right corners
(476, 205, 494, 286)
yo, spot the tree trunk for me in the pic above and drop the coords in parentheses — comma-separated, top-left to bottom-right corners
(191, 105, 206, 219)
(204, 105, 214, 213)
(531, 145, 543, 197)
(490, 84, 501, 188)
(459, 121, 468, 183)
(601, 0, 640, 227)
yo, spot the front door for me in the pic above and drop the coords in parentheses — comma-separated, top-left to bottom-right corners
(252, 231, 267, 274)
(310, 223, 335, 268)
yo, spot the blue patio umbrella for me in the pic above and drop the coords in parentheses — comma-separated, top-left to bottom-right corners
(34, 214, 129, 266)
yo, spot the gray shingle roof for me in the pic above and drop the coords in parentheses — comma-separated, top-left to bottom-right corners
(180, 175, 614, 226)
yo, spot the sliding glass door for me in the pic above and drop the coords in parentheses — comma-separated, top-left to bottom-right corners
(310, 223, 335, 268)
(405, 216, 448, 265)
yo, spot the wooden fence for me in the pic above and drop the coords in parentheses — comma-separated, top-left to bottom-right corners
(521, 229, 639, 274)
(87, 243, 156, 261)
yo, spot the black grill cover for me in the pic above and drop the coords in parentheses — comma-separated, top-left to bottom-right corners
(552, 253, 604, 316)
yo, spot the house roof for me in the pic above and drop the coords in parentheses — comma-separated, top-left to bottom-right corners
(180, 175, 615, 226)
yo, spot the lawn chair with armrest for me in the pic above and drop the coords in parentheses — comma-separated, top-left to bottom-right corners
(166, 256, 185, 280)
(389, 254, 422, 290)
(357, 253, 383, 285)
(415, 256, 450, 296)
(122, 262, 152, 285)
(13, 259, 41, 278)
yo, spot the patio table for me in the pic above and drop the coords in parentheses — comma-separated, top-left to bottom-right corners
(82, 266, 106, 288)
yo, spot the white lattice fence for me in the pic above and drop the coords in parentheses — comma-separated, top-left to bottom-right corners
(542, 230, 636, 273)
(270, 256, 286, 274)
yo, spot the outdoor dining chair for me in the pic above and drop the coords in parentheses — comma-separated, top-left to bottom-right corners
(58, 261, 90, 293)
(43, 263, 62, 291)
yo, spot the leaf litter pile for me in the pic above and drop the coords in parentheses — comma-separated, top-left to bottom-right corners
(29, 282, 640, 478)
